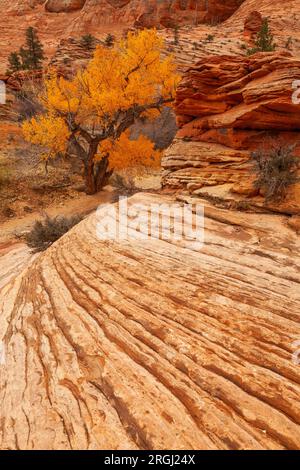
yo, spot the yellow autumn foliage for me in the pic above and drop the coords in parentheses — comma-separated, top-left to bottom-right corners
(22, 29, 179, 192)
(98, 131, 161, 170)
(22, 114, 70, 159)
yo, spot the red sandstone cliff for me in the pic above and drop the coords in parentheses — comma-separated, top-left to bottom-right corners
(0, 0, 247, 73)
(162, 52, 300, 214)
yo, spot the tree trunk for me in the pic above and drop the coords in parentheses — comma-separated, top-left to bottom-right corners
(85, 141, 112, 195)
(85, 161, 96, 195)
(94, 156, 113, 193)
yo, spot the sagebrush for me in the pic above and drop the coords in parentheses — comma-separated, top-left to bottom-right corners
(110, 173, 139, 196)
(25, 214, 83, 252)
(251, 145, 300, 202)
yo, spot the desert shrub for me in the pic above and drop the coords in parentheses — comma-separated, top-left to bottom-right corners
(251, 144, 300, 202)
(110, 173, 139, 196)
(25, 214, 83, 252)
(15, 85, 44, 120)
(206, 34, 214, 42)
(80, 34, 96, 50)
(104, 34, 115, 47)
(131, 107, 177, 150)
(247, 18, 276, 55)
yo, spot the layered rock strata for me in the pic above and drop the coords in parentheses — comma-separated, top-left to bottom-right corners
(162, 52, 300, 214)
(0, 193, 300, 449)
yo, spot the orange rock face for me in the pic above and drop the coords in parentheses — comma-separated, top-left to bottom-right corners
(244, 10, 263, 39)
(45, 0, 86, 12)
(162, 52, 300, 214)
(0, 0, 247, 73)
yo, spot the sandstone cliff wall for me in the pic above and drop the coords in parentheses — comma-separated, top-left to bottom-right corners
(162, 52, 300, 214)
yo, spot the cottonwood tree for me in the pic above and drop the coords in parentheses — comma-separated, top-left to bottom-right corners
(23, 29, 179, 194)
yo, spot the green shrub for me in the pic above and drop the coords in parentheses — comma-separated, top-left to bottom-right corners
(80, 34, 96, 51)
(110, 173, 139, 196)
(251, 145, 300, 202)
(25, 214, 83, 252)
(104, 34, 115, 47)
(206, 34, 214, 42)
(247, 18, 276, 55)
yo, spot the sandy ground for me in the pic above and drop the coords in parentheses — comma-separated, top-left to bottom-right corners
(0, 188, 116, 244)
(0, 188, 117, 290)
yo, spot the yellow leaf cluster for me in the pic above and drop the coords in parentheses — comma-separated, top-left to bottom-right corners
(98, 131, 161, 170)
(22, 114, 70, 159)
(73, 29, 179, 125)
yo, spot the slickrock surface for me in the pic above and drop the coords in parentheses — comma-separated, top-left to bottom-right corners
(48, 37, 102, 77)
(0, 242, 34, 289)
(0, 0, 246, 73)
(0, 192, 300, 450)
(161, 0, 300, 69)
(162, 52, 300, 214)
(0, 1, 300, 73)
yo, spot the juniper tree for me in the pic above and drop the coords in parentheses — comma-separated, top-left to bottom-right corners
(247, 18, 276, 55)
(80, 34, 96, 51)
(22, 27, 45, 70)
(6, 27, 44, 74)
(7, 52, 22, 74)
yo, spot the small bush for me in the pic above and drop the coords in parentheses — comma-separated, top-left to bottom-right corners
(15, 84, 44, 120)
(25, 214, 83, 252)
(80, 34, 96, 51)
(206, 34, 214, 43)
(104, 34, 115, 47)
(247, 18, 276, 55)
(251, 144, 300, 202)
(110, 173, 139, 196)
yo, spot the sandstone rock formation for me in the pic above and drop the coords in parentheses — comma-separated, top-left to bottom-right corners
(45, 0, 86, 12)
(243, 10, 263, 39)
(0, 0, 248, 73)
(162, 52, 300, 214)
(0, 242, 34, 289)
(0, 192, 300, 449)
(44, 0, 246, 29)
(0, 0, 300, 75)
(48, 37, 101, 77)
